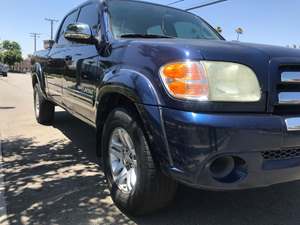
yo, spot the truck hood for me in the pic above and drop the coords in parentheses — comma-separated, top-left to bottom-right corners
(124, 39, 300, 93)
(127, 39, 300, 63)
(179, 39, 300, 60)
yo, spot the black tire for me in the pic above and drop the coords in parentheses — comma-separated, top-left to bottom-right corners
(3, 72, 7, 77)
(34, 84, 55, 125)
(102, 107, 177, 216)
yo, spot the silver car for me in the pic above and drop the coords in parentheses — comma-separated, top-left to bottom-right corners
(0, 63, 8, 77)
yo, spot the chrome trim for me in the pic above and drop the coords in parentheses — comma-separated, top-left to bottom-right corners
(285, 118, 300, 131)
(278, 92, 300, 104)
(281, 71, 300, 83)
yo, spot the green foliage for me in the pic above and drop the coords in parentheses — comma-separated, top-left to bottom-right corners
(0, 40, 23, 66)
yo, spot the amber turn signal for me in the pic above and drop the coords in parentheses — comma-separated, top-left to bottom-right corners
(160, 62, 209, 100)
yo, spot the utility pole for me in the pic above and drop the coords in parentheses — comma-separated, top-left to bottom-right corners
(29, 33, 41, 52)
(45, 18, 59, 40)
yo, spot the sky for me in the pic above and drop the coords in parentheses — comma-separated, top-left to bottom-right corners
(0, 0, 299, 58)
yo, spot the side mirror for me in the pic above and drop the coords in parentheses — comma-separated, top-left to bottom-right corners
(64, 23, 96, 44)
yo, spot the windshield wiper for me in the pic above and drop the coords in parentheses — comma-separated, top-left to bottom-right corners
(119, 33, 175, 39)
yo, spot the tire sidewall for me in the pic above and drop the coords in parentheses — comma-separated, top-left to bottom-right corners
(102, 108, 148, 212)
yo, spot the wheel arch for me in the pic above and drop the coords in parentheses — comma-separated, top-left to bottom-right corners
(95, 90, 150, 155)
(95, 70, 172, 169)
(32, 63, 47, 97)
(95, 68, 161, 151)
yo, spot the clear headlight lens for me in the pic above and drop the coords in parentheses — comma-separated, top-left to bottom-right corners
(159, 61, 261, 102)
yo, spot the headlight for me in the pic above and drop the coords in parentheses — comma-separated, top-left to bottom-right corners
(159, 61, 261, 102)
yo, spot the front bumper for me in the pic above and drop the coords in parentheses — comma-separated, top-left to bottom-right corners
(161, 107, 300, 190)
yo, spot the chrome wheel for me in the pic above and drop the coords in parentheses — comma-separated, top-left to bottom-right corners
(109, 128, 137, 193)
(34, 90, 40, 118)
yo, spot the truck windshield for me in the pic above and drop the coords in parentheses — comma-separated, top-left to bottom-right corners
(108, 0, 222, 40)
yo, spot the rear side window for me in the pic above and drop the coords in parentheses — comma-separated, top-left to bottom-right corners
(57, 10, 79, 45)
(77, 4, 99, 35)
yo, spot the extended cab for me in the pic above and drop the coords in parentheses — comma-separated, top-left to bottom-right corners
(31, 0, 300, 215)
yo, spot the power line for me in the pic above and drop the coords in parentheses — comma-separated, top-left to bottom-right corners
(45, 18, 59, 40)
(168, 0, 185, 5)
(185, 0, 228, 11)
(29, 33, 41, 52)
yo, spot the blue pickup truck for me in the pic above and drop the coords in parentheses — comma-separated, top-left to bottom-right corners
(31, 0, 300, 215)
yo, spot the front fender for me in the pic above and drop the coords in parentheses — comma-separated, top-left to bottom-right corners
(95, 68, 174, 169)
(96, 68, 160, 106)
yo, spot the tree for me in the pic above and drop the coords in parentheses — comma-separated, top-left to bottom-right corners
(235, 27, 244, 41)
(0, 40, 23, 66)
(216, 26, 223, 33)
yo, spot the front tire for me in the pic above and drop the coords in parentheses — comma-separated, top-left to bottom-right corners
(34, 84, 55, 125)
(102, 108, 177, 215)
(3, 72, 7, 77)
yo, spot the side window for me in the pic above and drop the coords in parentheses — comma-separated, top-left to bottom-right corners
(77, 4, 99, 36)
(57, 10, 79, 45)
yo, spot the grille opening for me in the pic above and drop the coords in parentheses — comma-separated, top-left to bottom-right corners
(261, 149, 300, 160)
(273, 105, 300, 115)
(277, 84, 300, 92)
(280, 65, 300, 71)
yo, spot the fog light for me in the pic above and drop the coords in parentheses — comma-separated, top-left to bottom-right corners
(209, 156, 247, 183)
(210, 156, 235, 179)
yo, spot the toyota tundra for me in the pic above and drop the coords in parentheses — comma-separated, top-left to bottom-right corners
(31, 0, 300, 215)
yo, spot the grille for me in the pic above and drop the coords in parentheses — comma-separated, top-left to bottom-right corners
(261, 149, 300, 160)
(273, 66, 300, 114)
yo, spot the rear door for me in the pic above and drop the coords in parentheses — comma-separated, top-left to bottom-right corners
(45, 9, 79, 105)
(63, 3, 101, 121)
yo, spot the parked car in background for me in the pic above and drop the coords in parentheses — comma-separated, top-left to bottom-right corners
(31, 0, 300, 216)
(0, 63, 8, 77)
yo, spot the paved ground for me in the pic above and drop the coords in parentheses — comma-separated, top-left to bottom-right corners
(1, 73, 300, 225)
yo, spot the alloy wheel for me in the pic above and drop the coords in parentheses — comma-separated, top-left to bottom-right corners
(109, 128, 137, 193)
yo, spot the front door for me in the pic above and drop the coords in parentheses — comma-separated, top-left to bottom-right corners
(63, 3, 102, 122)
(45, 46, 66, 104)
(63, 44, 100, 121)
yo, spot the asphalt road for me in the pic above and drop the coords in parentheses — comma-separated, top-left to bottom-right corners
(1, 73, 300, 225)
